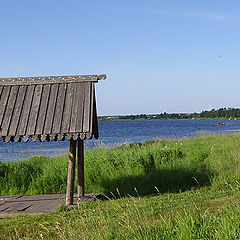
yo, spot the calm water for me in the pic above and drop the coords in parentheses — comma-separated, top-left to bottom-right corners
(1, 119, 240, 162)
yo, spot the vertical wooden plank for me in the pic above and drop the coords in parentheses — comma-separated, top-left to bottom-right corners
(77, 139, 84, 197)
(92, 87, 99, 139)
(0, 86, 19, 136)
(83, 82, 92, 133)
(43, 84, 59, 135)
(70, 82, 84, 133)
(8, 86, 27, 136)
(75, 83, 86, 133)
(36, 84, 51, 135)
(52, 84, 67, 134)
(61, 83, 74, 133)
(0, 86, 11, 128)
(0, 86, 3, 98)
(26, 85, 43, 136)
(66, 139, 76, 206)
(89, 83, 95, 135)
(16, 85, 35, 136)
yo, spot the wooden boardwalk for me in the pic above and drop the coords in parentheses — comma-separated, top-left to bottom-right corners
(0, 194, 101, 218)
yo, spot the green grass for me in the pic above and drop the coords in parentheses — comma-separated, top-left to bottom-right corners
(1, 134, 240, 239)
(1, 187, 240, 239)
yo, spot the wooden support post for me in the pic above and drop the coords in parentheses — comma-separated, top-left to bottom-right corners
(77, 139, 84, 198)
(66, 139, 76, 206)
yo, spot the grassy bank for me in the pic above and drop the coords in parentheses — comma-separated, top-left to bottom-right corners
(1, 134, 240, 239)
(1, 186, 240, 239)
(1, 134, 240, 197)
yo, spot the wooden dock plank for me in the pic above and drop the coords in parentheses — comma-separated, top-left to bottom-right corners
(0, 194, 102, 217)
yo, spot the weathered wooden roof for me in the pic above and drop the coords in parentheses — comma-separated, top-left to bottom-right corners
(0, 74, 106, 142)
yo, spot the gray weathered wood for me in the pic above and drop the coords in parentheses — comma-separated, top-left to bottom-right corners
(89, 83, 95, 135)
(8, 86, 27, 137)
(77, 139, 84, 197)
(43, 84, 59, 135)
(83, 82, 91, 133)
(92, 86, 99, 138)
(0, 194, 101, 216)
(0, 86, 11, 129)
(61, 83, 74, 133)
(35, 84, 51, 135)
(0, 74, 104, 142)
(16, 85, 35, 136)
(0, 74, 106, 86)
(75, 84, 86, 133)
(70, 83, 84, 133)
(26, 85, 43, 136)
(66, 139, 76, 206)
(0, 86, 3, 98)
(0, 86, 19, 137)
(52, 84, 67, 134)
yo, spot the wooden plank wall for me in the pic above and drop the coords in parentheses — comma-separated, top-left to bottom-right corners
(0, 81, 98, 142)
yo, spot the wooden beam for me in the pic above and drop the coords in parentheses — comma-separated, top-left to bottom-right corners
(66, 139, 76, 206)
(77, 139, 84, 198)
(0, 74, 107, 86)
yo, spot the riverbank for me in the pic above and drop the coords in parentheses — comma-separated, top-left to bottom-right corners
(1, 134, 240, 238)
(2, 133, 239, 197)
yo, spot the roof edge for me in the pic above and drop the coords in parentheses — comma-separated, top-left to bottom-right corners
(0, 74, 107, 86)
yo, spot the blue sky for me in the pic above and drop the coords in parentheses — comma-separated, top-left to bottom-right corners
(1, 0, 240, 115)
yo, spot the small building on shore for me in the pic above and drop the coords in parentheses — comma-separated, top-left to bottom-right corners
(0, 74, 106, 205)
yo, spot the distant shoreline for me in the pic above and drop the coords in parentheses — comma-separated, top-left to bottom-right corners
(98, 118, 238, 121)
(98, 108, 240, 121)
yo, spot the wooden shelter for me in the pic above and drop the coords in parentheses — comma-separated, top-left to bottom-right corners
(0, 74, 106, 205)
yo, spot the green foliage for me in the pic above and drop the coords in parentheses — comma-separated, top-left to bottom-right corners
(1, 187, 240, 239)
(2, 134, 240, 238)
(99, 107, 240, 120)
(1, 134, 240, 198)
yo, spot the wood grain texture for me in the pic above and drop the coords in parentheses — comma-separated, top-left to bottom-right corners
(52, 84, 67, 134)
(70, 83, 84, 133)
(66, 139, 76, 206)
(0, 74, 106, 85)
(0, 74, 102, 142)
(77, 139, 84, 197)
(83, 82, 91, 133)
(8, 86, 27, 137)
(0, 86, 3, 98)
(35, 84, 51, 135)
(0, 86, 19, 136)
(16, 85, 35, 136)
(61, 83, 74, 133)
(43, 84, 59, 135)
(26, 85, 43, 136)
(0, 86, 11, 129)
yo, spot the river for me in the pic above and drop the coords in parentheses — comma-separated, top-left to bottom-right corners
(0, 119, 239, 162)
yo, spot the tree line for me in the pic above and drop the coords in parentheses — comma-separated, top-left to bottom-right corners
(98, 108, 240, 120)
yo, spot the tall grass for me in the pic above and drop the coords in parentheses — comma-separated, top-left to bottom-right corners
(1, 186, 240, 239)
(1, 134, 240, 239)
(1, 134, 240, 197)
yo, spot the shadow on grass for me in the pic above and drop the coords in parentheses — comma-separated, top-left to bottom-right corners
(101, 168, 212, 197)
